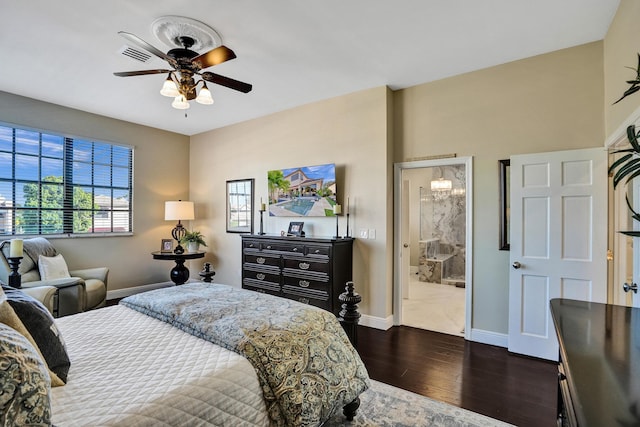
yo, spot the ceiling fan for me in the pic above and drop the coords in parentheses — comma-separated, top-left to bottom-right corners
(114, 31, 252, 109)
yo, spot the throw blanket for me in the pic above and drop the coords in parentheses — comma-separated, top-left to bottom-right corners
(120, 283, 370, 426)
(23, 237, 58, 263)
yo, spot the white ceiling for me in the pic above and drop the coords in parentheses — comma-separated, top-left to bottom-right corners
(0, 0, 620, 136)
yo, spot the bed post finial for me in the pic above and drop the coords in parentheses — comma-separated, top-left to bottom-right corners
(338, 281, 361, 347)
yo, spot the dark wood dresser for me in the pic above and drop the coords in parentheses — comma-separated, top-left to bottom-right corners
(551, 298, 640, 426)
(241, 234, 354, 316)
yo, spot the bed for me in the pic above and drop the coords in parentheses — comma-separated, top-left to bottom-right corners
(0, 282, 370, 426)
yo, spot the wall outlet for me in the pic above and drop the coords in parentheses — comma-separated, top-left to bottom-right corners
(368, 229, 376, 239)
(359, 229, 369, 239)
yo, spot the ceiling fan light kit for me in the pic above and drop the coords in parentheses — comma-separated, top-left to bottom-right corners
(114, 16, 251, 110)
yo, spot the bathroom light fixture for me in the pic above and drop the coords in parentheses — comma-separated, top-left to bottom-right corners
(430, 178, 452, 201)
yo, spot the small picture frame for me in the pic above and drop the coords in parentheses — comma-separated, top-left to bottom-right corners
(161, 239, 174, 253)
(287, 221, 305, 237)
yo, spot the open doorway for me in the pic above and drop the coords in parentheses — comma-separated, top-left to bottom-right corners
(394, 157, 472, 339)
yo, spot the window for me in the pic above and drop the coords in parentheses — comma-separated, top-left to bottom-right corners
(0, 123, 133, 236)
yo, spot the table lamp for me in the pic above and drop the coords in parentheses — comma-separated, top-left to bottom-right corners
(165, 200, 194, 254)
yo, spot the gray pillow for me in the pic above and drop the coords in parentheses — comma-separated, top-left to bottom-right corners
(2, 284, 70, 383)
(0, 322, 52, 426)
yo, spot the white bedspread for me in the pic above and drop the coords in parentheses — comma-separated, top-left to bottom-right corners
(51, 305, 270, 426)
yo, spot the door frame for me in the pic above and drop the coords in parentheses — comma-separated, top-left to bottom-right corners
(393, 156, 473, 340)
(607, 106, 640, 306)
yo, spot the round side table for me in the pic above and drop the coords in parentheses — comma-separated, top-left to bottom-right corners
(151, 251, 205, 285)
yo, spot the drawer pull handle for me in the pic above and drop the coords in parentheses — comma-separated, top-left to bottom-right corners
(299, 280, 310, 288)
(249, 243, 254, 248)
(257, 257, 266, 264)
(314, 249, 320, 254)
(266, 245, 272, 249)
(257, 273, 265, 281)
(299, 297, 310, 304)
(299, 262, 310, 270)
(293, 247, 298, 252)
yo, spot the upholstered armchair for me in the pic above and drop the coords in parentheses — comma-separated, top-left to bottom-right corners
(0, 238, 108, 316)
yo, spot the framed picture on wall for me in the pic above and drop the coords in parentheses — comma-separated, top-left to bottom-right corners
(499, 159, 510, 250)
(226, 178, 254, 234)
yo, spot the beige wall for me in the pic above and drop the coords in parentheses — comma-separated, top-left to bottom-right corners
(394, 41, 604, 333)
(605, 0, 640, 136)
(0, 91, 190, 292)
(190, 87, 392, 318)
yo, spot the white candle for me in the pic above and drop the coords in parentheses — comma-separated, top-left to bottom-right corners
(10, 239, 23, 258)
(333, 204, 342, 215)
(260, 198, 266, 211)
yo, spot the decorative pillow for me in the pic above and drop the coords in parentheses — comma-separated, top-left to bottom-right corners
(2, 284, 70, 383)
(0, 287, 64, 387)
(0, 322, 52, 426)
(38, 253, 71, 280)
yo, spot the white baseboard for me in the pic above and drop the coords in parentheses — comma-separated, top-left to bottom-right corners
(469, 328, 508, 348)
(360, 314, 394, 330)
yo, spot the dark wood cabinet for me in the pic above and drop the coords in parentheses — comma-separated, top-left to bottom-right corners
(241, 235, 354, 316)
(551, 298, 640, 427)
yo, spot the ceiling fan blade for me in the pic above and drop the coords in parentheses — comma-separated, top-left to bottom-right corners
(118, 31, 175, 64)
(201, 72, 252, 93)
(192, 46, 237, 69)
(114, 69, 172, 77)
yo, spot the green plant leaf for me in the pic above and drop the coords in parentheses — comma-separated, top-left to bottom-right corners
(609, 152, 635, 175)
(613, 158, 640, 188)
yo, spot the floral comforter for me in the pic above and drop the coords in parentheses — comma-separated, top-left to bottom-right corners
(120, 283, 370, 426)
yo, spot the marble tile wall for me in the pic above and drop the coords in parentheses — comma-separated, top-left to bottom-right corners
(420, 165, 466, 281)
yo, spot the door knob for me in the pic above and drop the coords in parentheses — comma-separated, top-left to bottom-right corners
(403, 243, 409, 248)
(512, 261, 521, 269)
(624, 282, 638, 294)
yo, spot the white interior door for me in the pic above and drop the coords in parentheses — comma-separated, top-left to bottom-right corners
(508, 147, 607, 361)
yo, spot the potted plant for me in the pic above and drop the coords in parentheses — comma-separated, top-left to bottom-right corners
(180, 230, 208, 252)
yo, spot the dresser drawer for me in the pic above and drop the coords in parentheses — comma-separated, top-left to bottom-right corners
(243, 280, 281, 296)
(244, 253, 281, 268)
(283, 272, 329, 293)
(244, 267, 281, 285)
(243, 240, 261, 251)
(262, 242, 305, 255)
(305, 245, 330, 258)
(283, 257, 330, 275)
(282, 286, 330, 311)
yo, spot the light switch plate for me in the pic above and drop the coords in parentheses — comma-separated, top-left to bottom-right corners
(359, 229, 369, 239)
(368, 229, 376, 239)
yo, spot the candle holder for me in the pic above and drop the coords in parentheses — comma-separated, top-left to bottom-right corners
(334, 214, 340, 239)
(345, 213, 350, 238)
(259, 209, 266, 235)
(8, 256, 23, 288)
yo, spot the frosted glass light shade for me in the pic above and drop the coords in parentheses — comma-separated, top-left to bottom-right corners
(165, 201, 194, 221)
(171, 94, 190, 109)
(160, 78, 179, 97)
(195, 86, 214, 105)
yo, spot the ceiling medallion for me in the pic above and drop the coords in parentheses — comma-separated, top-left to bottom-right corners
(151, 16, 222, 52)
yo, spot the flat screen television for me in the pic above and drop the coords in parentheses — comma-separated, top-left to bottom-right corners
(267, 163, 337, 217)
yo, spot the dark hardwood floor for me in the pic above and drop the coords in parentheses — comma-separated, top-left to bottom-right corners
(357, 325, 558, 426)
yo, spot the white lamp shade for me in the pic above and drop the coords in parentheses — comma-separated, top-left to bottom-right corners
(196, 86, 214, 105)
(160, 78, 179, 97)
(165, 201, 195, 221)
(171, 94, 190, 110)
